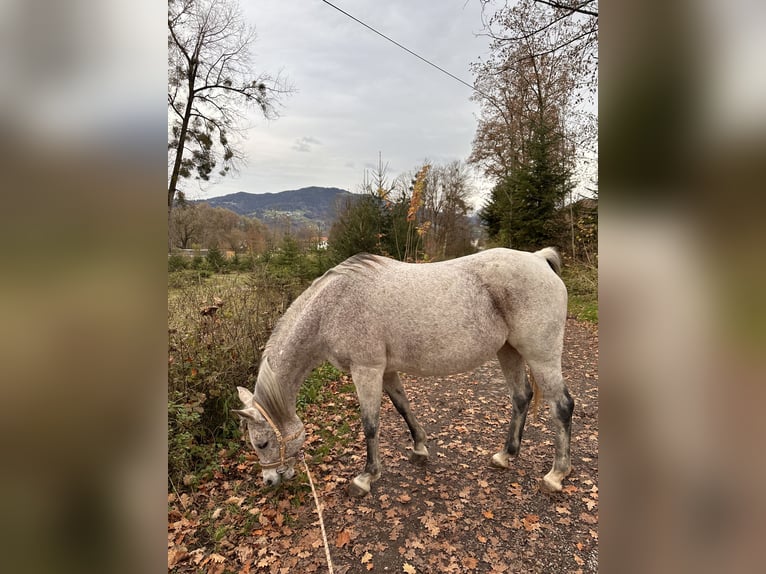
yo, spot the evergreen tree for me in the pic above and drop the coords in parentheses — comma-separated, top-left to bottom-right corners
(480, 116, 573, 250)
(507, 119, 572, 250)
(328, 195, 384, 262)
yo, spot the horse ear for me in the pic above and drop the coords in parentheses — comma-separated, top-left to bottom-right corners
(237, 386, 254, 405)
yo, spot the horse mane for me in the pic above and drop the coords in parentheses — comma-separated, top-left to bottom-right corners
(257, 253, 389, 424)
(253, 356, 292, 425)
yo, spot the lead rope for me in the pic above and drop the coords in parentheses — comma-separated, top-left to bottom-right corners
(301, 455, 334, 574)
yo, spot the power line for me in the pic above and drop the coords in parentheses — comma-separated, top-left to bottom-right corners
(318, 0, 493, 102)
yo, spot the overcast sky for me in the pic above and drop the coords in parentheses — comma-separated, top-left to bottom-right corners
(188, 0, 495, 207)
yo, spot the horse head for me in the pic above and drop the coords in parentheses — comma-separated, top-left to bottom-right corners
(234, 386, 305, 487)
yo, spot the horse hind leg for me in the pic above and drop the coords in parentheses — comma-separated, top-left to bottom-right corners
(383, 371, 429, 465)
(528, 360, 574, 493)
(491, 344, 533, 469)
(348, 365, 384, 498)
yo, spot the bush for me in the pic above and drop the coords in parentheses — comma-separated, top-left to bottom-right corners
(168, 254, 189, 271)
(168, 268, 319, 488)
(206, 246, 227, 273)
(167, 239, 341, 489)
(190, 254, 205, 270)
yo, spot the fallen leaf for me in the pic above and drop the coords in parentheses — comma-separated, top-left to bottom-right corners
(209, 553, 226, 564)
(482, 510, 494, 519)
(522, 514, 540, 531)
(579, 512, 598, 525)
(574, 553, 585, 565)
(361, 551, 373, 564)
(335, 529, 351, 548)
(167, 548, 188, 568)
(403, 563, 417, 574)
(463, 556, 479, 570)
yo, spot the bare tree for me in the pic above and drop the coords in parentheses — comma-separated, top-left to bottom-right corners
(420, 161, 474, 259)
(470, 1, 582, 180)
(170, 192, 203, 249)
(478, 0, 598, 91)
(167, 0, 292, 251)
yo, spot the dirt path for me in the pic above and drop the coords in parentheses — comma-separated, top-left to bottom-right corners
(169, 318, 599, 574)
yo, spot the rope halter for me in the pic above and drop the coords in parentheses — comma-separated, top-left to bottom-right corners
(251, 400, 303, 473)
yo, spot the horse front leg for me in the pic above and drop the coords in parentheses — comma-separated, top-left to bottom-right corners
(348, 365, 384, 497)
(383, 371, 429, 465)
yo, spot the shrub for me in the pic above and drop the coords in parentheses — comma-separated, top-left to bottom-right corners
(190, 254, 205, 270)
(206, 246, 227, 273)
(168, 269, 316, 488)
(168, 253, 189, 271)
(167, 240, 342, 489)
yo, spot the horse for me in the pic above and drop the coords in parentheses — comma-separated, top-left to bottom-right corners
(233, 247, 573, 497)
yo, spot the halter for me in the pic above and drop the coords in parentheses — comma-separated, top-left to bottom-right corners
(251, 401, 303, 472)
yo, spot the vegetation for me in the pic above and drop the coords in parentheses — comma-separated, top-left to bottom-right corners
(562, 259, 598, 323)
(168, 237, 336, 490)
(471, 0, 596, 257)
(329, 158, 477, 264)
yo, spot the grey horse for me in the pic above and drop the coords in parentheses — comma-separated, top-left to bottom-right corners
(234, 247, 573, 497)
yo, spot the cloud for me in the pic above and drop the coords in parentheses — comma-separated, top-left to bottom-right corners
(291, 136, 321, 152)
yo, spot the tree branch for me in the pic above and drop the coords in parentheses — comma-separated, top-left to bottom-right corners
(533, 0, 598, 18)
(514, 26, 597, 63)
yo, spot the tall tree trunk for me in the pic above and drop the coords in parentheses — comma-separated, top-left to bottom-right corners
(167, 74, 196, 253)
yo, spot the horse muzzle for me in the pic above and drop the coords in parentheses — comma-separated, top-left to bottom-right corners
(262, 463, 296, 487)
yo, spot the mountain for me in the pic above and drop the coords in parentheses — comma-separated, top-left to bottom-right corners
(199, 186, 356, 230)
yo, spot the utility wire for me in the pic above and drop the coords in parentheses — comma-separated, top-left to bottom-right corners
(318, 0, 494, 102)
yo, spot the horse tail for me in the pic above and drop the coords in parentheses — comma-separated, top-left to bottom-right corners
(528, 368, 541, 422)
(534, 246, 562, 276)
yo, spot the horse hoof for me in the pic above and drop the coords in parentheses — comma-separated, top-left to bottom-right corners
(540, 476, 563, 493)
(408, 451, 429, 466)
(347, 483, 369, 497)
(347, 476, 371, 498)
(490, 452, 511, 469)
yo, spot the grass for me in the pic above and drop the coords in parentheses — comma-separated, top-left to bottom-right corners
(562, 260, 598, 323)
(568, 294, 598, 323)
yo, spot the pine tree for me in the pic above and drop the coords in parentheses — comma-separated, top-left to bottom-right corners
(480, 118, 572, 250)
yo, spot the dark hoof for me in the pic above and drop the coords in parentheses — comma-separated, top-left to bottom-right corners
(408, 451, 429, 466)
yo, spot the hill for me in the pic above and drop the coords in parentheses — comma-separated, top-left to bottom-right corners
(199, 187, 356, 230)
